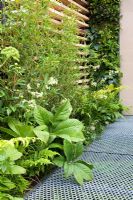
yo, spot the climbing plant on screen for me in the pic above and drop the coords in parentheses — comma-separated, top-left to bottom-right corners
(87, 0, 121, 90)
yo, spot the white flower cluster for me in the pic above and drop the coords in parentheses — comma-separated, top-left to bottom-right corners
(109, 70, 119, 76)
(45, 77, 58, 90)
(11, 6, 28, 14)
(108, 70, 114, 76)
(30, 91, 43, 98)
(48, 77, 58, 85)
(90, 125, 95, 131)
(21, 99, 37, 109)
(27, 84, 43, 98)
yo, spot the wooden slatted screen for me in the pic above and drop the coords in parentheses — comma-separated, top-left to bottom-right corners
(48, 0, 89, 85)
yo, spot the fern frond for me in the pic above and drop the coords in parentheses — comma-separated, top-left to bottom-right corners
(22, 158, 52, 167)
(10, 137, 37, 148)
(39, 149, 59, 159)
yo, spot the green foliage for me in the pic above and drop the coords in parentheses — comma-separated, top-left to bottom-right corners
(54, 100, 72, 122)
(0, 100, 92, 198)
(64, 140, 83, 162)
(74, 0, 123, 145)
(34, 99, 85, 142)
(54, 140, 93, 185)
(1, 47, 20, 62)
(87, 0, 121, 89)
(0, 0, 122, 197)
(20, 148, 58, 177)
(76, 85, 123, 144)
(0, 140, 28, 199)
(89, 0, 120, 24)
(34, 106, 53, 126)
(0, 140, 26, 174)
(0, 192, 23, 200)
(0, 118, 34, 138)
(0, 176, 16, 192)
(0, 0, 82, 121)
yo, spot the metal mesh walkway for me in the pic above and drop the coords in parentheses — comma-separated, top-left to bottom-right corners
(25, 116, 133, 200)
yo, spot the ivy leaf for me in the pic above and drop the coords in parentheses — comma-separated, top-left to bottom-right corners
(54, 100, 72, 122)
(34, 106, 53, 125)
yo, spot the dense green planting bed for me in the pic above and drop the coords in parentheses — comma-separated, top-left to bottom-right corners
(0, 0, 122, 199)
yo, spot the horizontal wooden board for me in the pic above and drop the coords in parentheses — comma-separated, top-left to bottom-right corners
(50, 0, 89, 17)
(77, 79, 89, 83)
(60, 0, 89, 15)
(48, 0, 89, 86)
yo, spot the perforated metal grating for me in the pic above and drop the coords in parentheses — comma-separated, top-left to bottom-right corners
(85, 117, 133, 155)
(25, 116, 133, 200)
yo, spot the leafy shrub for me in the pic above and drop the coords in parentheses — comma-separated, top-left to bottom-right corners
(0, 0, 123, 198)
(0, 140, 28, 199)
(89, 0, 120, 24)
(76, 85, 123, 144)
(0, 0, 82, 121)
(87, 25, 121, 89)
(0, 100, 93, 198)
(87, 0, 121, 89)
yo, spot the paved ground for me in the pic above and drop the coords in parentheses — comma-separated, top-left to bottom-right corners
(25, 116, 133, 200)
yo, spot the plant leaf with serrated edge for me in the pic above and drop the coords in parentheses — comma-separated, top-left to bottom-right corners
(54, 100, 72, 122)
(64, 140, 83, 162)
(53, 156, 65, 167)
(53, 119, 84, 142)
(63, 140, 73, 161)
(33, 129, 49, 143)
(73, 167, 83, 185)
(73, 162, 93, 185)
(34, 106, 53, 125)
(64, 162, 74, 178)
(76, 160, 93, 169)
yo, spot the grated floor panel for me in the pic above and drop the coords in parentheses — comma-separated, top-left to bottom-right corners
(25, 116, 133, 200)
